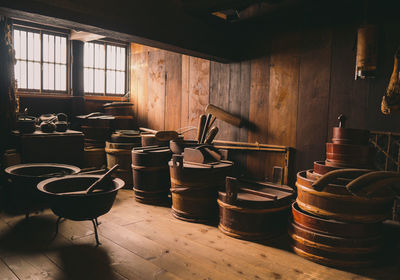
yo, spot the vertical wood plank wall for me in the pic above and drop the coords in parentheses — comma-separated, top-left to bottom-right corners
(130, 23, 400, 182)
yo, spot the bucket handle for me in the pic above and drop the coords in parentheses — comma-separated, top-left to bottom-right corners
(172, 154, 183, 169)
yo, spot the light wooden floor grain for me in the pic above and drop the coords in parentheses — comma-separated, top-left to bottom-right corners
(0, 190, 398, 280)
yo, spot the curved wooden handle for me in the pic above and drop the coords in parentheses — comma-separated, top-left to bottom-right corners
(205, 104, 243, 127)
(312, 169, 372, 191)
(86, 164, 119, 194)
(346, 171, 400, 195)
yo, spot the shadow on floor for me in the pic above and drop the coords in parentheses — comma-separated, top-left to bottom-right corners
(56, 244, 120, 280)
(0, 215, 119, 280)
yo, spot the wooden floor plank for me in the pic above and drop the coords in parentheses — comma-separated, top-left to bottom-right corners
(0, 190, 398, 280)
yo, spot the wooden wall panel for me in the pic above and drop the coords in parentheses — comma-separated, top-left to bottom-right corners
(328, 25, 369, 139)
(147, 50, 166, 130)
(209, 62, 230, 140)
(247, 56, 270, 179)
(187, 57, 210, 139)
(129, 21, 400, 183)
(296, 28, 332, 171)
(131, 43, 149, 127)
(164, 51, 182, 131)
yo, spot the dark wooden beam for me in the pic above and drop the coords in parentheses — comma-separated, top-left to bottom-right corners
(0, 0, 237, 62)
(72, 41, 84, 97)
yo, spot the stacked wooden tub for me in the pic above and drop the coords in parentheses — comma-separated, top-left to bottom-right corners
(291, 124, 396, 268)
(105, 130, 141, 189)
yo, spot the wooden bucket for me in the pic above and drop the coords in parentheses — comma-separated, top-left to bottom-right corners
(218, 177, 294, 240)
(105, 141, 140, 189)
(169, 155, 233, 223)
(104, 102, 134, 116)
(296, 171, 394, 223)
(131, 146, 172, 204)
(84, 146, 105, 169)
(332, 127, 370, 145)
(325, 143, 373, 168)
(290, 202, 383, 268)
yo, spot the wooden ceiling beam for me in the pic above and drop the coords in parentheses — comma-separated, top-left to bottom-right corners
(0, 0, 238, 62)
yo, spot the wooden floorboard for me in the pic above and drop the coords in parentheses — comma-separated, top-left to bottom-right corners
(0, 190, 398, 280)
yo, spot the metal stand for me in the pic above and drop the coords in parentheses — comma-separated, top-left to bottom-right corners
(53, 216, 102, 246)
(91, 219, 101, 246)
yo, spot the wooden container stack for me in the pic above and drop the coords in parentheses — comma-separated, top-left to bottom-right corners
(169, 154, 233, 223)
(105, 130, 141, 189)
(131, 146, 172, 204)
(218, 177, 294, 240)
(291, 123, 395, 268)
(103, 102, 137, 130)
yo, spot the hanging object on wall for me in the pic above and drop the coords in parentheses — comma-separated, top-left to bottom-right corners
(355, 24, 378, 80)
(381, 48, 400, 115)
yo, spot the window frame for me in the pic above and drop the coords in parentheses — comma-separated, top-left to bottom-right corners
(83, 39, 129, 97)
(12, 21, 71, 95)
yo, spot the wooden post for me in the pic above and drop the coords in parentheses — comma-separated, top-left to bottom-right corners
(72, 40, 84, 96)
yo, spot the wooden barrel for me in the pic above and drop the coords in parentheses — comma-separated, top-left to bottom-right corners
(296, 171, 394, 223)
(313, 161, 340, 176)
(218, 177, 294, 240)
(169, 155, 233, 223)
(110, 130, 141, 144)
(84, 146, 105, 169)
(326, 143, 373, 168)
(290, 202, 383, 268)
(332, 127, 370, 145)
(112, 116, 137, 130)
(104, 102, 134, 116)
(105, 141, 140, 189)
(131, 146, 172, 204)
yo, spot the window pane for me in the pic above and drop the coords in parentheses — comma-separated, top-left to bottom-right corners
(60, 65, 66, 91)
(107, 45, 116, 70)
(27, 61, 34, 88)
(20, 61, 27, 88)
(43, 34, 48, 62)
(34, 33, 40, 61)
(14, 30, 20, 59)
(55, 64, 61, 90)
(43, 63, 54, 90)
(55, 36, 61, 63)
(95, 69, 104, 93)
(116, 71, 125, 94)
(27, 32, 34, 60)
(48, 35, 54, 63)
(116, 47, 125, 71)
(34, 62, 40, 89)
(61, 37, 66, 64)
(43, 63, 48, 89)
(20, 31, 26, 60)
(106, 70, 115, 94)
(84, 42, 94, 67)
(95, 43, 105, 68)
(84, 68, 94, 93)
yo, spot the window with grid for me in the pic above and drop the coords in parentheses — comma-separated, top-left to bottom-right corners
(13, 26, 68, 92)
(84, 42, 126, 95)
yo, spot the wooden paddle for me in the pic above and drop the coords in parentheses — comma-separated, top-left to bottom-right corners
(139, 127, 179, 141)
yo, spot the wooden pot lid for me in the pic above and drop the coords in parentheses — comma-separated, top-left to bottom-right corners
(218, 177, 294, 209)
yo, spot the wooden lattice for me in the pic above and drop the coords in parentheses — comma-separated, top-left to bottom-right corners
(370, 131, 400, 221)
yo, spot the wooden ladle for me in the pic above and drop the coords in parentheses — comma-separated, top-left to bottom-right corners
(58, 165, 119, 195)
